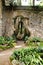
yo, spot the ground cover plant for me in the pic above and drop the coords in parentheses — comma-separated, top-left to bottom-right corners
(25, 37, 43, 47)
(10, 47, 43, 65)
(0, 36, 16, 50)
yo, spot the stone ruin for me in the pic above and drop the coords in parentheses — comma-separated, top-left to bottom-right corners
(0, 0, 43, 39)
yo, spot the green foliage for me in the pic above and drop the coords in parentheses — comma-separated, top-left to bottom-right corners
(0, 44, 13, 50)
(10, 48, 43, 65)
(0, 36, 5, 45)
(4, 36, 16, 44)
(26, 37, 43, 47)
(0, 36, 16, 50)
(28, 37, 43, 42)
(24, 36, 29, 42)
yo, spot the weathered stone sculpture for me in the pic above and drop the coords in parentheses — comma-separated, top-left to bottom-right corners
(13, 16, 30, 40)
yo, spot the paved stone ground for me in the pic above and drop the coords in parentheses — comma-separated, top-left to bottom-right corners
(0, 41, 25, 65)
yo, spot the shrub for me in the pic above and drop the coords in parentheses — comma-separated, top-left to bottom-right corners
(28, 37, 43, 42)
(0, 36, 16, 50)
(26, 37, 43, 46)
(10, 47, 43, 65)
(4, 36, 16, 44)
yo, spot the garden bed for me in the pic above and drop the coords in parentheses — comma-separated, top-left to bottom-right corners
(10, 47, 43, 65)
(10, 37, 43, 65)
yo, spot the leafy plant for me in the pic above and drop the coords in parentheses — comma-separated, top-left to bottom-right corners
(10, 47, 43, 65)
(28, 37, 43, 42)
(0, 36, 5, 45)
(24, 36, 29, 43)
(0, 36, 16, 50)
(26, 37, 43, 47)
(4, 36, 16, 44)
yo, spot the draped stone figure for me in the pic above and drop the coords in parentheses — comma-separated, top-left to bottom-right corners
(13, 15, 30, 40)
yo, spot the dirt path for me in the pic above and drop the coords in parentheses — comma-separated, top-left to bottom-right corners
(0, 41, 25, 65)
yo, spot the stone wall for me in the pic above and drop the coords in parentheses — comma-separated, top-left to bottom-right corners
(0, 0, 2, 36)
(2, 9, 43, 38)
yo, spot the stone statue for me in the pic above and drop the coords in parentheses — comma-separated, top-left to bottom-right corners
(13, 15, 30, 40)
